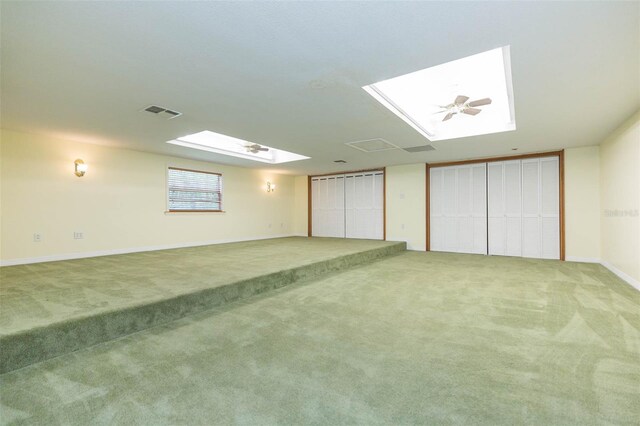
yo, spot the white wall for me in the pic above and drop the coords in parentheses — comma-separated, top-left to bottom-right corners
(564, 146, 601, 261)
(385, 164, 426, 251)
(293, 175, 308, 236)
(6, 116, 637, 287)
(600, 111, 640, 286)
(0, 129, 298, 265)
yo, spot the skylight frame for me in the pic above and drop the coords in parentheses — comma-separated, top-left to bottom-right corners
(167, 130, 310, 164)
(363, 46, 516, 142)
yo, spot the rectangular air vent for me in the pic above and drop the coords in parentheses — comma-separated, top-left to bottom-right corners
(142, 105, 182, 119)
(345, 138, 399, 153)
(403, 145, 436, 153)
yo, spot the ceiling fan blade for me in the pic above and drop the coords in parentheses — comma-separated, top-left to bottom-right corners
(454, 95, 469, 105)
(467, 98, 492, 107)
(442, 112, 455, 121)
(463, 108, 482, 116)
(246, 144, 269, 153)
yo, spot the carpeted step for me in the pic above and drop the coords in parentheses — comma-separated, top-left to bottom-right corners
(0, 239, 405, 374)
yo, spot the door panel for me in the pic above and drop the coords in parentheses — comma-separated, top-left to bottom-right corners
(311, 176, 345, 238)
(430, 164, 487, 254)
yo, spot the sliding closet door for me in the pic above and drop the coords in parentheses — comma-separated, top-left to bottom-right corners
(441, 167, 458, 252)
(521, 159, 540, 258)
(345, 171, 384, 240)
(540, 157, 560, 259)
(488, 160, 522, 256)
(458, 164, 487, 254)
(522, 157, 560, 259)
(311, 175, 345, 238)
(429, 168, 445, 251)
(311, 170, 383, 240)
(430, 164, 487, 254)
(430, 155, 561, 259)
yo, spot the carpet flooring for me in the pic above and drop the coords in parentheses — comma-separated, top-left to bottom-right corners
(1, 251, 639, 425)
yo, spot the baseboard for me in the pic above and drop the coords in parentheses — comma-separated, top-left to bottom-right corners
(566, 256, 601, 263)
(0, 234, 298, 267)
(601, 261, 640, 292)
(567, 256, 639, 291)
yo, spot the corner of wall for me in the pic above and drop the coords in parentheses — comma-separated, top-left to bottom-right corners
(599, 109, 640, 287)
(564, 146, 601, 260)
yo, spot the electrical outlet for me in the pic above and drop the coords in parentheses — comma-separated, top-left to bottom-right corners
(33, 233, 42, 243)
(74, 232, 84, 240)
(401, 224, 405, 230)
(280, 223, 284, 228)
(268, 223, 272, 229)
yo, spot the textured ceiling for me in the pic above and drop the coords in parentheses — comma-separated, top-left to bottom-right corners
(1, 1, 638, 175)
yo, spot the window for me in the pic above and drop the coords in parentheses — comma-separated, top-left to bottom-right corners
(167, 167, 222, 212)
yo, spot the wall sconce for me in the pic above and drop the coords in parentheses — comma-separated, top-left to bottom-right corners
(266, 181, 276, 193)
(74, 159, 88, 177)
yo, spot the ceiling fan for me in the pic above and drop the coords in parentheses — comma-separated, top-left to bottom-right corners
(245, 143, 269, 154)
(436, 95, 492, 121)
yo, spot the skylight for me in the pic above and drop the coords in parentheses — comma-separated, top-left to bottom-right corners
(363, 46, 516, 142)
(167, 131, 310, 164)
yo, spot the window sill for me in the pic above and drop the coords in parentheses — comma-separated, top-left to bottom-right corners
(164, 210, 226, 215)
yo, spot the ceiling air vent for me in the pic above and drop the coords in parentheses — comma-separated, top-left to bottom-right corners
(142, 105, 182, 119)
(345, 138, 399, 153)
(403, 145, 436, 153)
(334, 160, 347, 163)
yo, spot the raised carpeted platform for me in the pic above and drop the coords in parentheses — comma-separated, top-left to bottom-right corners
(0, 237, 405, 373)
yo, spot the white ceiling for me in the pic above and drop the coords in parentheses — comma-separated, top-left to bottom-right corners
(2, 1, 638, 175)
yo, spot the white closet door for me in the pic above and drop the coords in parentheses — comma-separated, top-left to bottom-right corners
(333, 176, 345, 237)
(311, 176, 345, 238)
(345, 172, 384, 240)
(457, 166, 474, 253)
(471, 164, 488, 254)
(344, 175, 356, 238)
(488, 162, 505, 255)
(441, 167, 457, 252)
(488, 160, 522, 256)
(521, 157, 560, 259)
(430, 164, 487, 254)
(522, 159, 541, 258)
(540, 157, 560, 259)
(504, 161, 522, 256)
(488, 157, 559, 260)
(429, 168, 445, 251)
(311, 178, 322, 236)
(373, 173, 384, 240)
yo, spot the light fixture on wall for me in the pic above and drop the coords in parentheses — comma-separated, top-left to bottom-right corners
(266, 181, 276, 193)
(74, 159, 88, 177)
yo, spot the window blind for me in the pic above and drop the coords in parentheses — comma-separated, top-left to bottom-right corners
(168, 167, 222, 212)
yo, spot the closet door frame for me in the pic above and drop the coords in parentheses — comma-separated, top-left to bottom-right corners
(308, 168, 386, 240)
(426, 150, 565, 260)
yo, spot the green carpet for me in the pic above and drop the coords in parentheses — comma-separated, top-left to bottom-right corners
(1, 251, 639, 424)
(0, 237, 405, 373)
